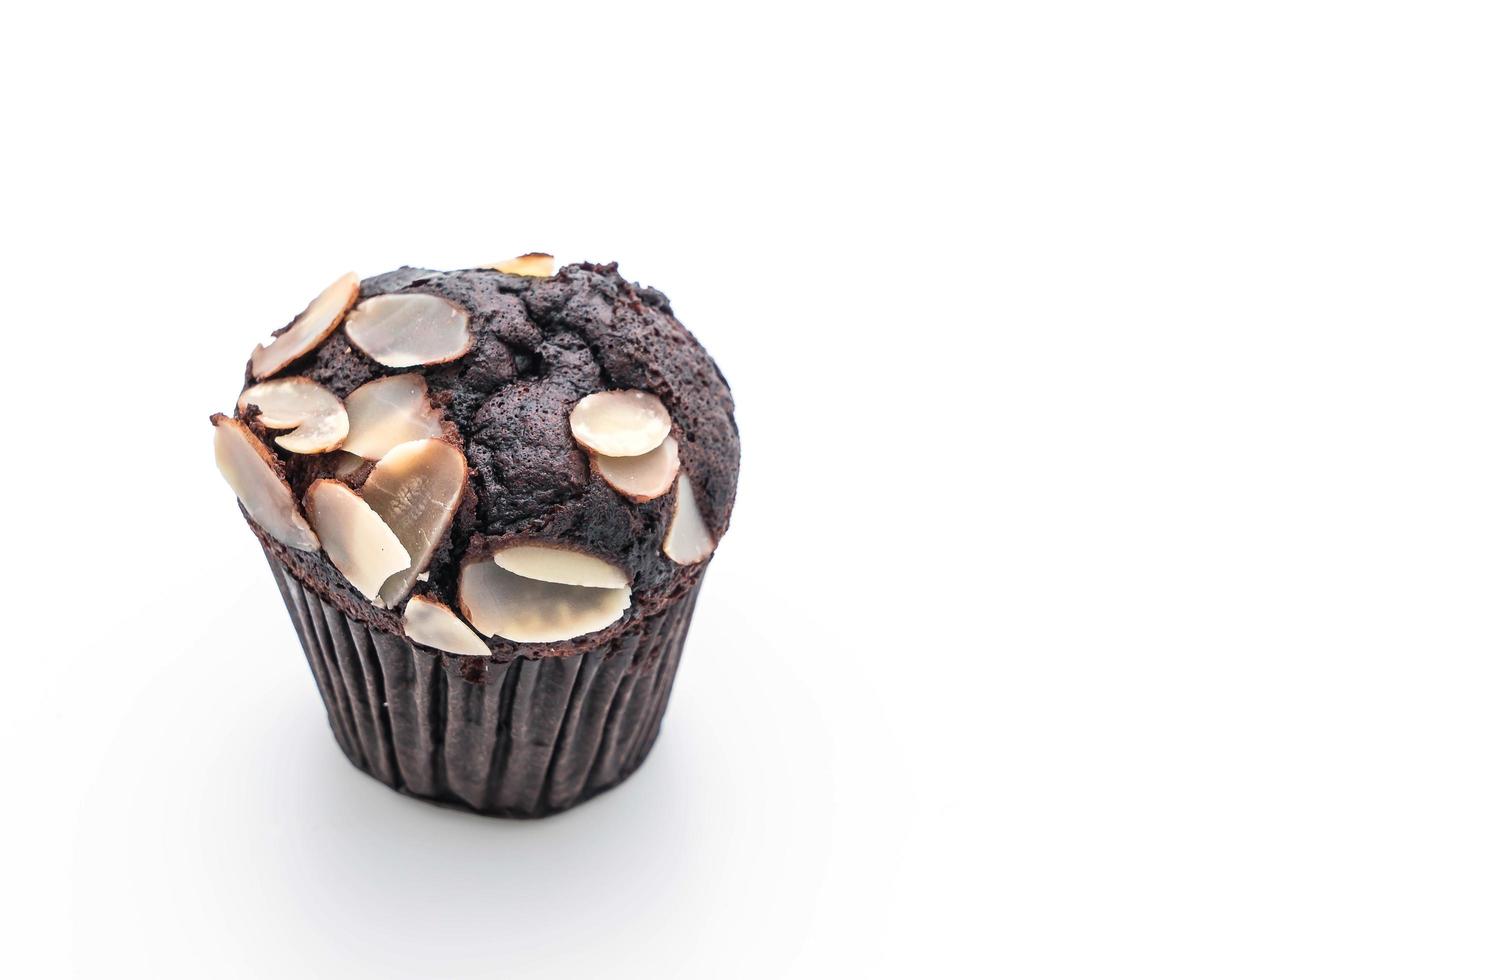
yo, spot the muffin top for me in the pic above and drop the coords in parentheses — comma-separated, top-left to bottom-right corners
(213, 258, 738, 659)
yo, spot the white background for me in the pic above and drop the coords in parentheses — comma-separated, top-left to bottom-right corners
(3, 1, 1501, 977)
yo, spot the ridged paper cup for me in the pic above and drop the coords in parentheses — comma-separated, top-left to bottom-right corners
(264, 548, 703, 818)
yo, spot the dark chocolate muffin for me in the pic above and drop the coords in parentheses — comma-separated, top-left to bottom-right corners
(211, 256, 738, 817)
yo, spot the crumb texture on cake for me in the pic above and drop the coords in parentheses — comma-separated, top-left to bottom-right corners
(225, 262, 738, 656)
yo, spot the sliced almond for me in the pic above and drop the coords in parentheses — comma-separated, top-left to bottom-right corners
(303, 479, 411, 603)
(663, 473, 715, 565)
(361, 439, 468, 607)
(250, 273, 359, 380)
(593, 435, 679, 502)
(459, 558, 630, 643)
(212, 415, 320, 551)
(493, 544, 629, 589)
(489, 253, 555, 277)
(569, 389, 672, 458)
(344, 293, 472, 368)
(330, 450, 368, 479)
(403, 595, 491, 657)
(341, 374, 445, 459)
(236, 377, 349, 454)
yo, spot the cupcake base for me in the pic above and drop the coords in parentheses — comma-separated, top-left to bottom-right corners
(264, 550, 700, 817)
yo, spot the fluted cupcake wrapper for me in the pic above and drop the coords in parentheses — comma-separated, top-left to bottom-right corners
(264, 549, 699, 818)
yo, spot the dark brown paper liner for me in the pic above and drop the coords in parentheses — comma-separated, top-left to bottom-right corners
(264, 549, 701, 818)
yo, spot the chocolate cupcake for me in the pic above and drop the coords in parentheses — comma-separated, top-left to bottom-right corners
(211, 256, 738, 817)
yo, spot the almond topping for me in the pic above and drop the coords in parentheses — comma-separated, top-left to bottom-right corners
(344, 293, 472, 368)
(459, 558, 630, 643)
(342, 374, 446, 460)
(663, 473, 715, 565)
(569, 389, 672, 458)
(212, 415, 320, 551)
(330, 450, 369, 479)
(492, 544, 629, 589)
(593, 434, 679, 502)
(403, 595, 491, 657)
(361, 439, 468, 607)
(236, 377, 349, 454)
(250, 273, 359, 380)
(303, 479, 411, 603)
(489, 253, 555, 277)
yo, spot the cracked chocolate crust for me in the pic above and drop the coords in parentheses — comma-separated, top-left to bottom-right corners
(242, 262, 739, 661)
